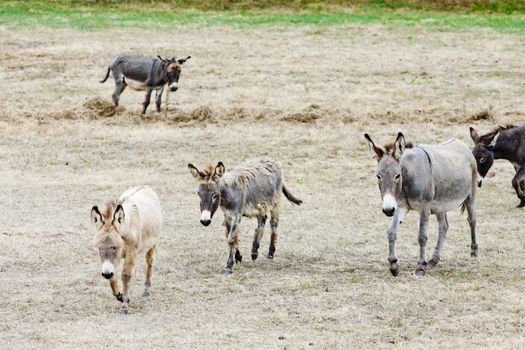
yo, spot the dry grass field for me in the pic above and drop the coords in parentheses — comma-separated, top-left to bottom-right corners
(2, 15, 525, 350)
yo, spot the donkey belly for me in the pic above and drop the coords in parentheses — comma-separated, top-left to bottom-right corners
(431, 177, 471, 213)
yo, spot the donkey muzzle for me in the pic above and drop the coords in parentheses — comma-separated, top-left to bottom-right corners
(169, 82, 178, 92)
(200, 210, 212, 226)
(477, 174, 483, 187)
(382, 194, 397, 217)
(102, 272, 114, 279)
(382, 207, 395, 217)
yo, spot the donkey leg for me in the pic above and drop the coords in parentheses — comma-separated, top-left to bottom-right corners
(268, 208, 279, 259)
(224, 220, 239, 274)
(112, 77, 127, 107)
(110, 276, 123, 302)
(415, 208, 430, 276)
(512, 168, 525, 207)
(120, 256, 136, 314)
(251, 215, 267, 261)
(143, 246, 156, 298)
(464, 195, 478, 257)
(155, 87, 164, 113)
(386, 207, 407, 276)
(142, 87, 154, 115)
(428, 213, 448, 268)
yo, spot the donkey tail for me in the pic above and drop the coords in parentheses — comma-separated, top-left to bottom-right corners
(460, 201, 467, 216)
(100, 66, 110, 83)
(282, 184, 302, 205)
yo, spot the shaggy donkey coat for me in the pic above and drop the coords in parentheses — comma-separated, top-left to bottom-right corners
(91, 186, 162, 314)
(188, 158, 302, 274)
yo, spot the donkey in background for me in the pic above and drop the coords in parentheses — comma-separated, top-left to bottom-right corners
(365, 133, 478, 276)
(91, 186, 162, 314)
(188, 158, 302, 274)
(470, 125, 525, 207)
(100, 54, 191, 114)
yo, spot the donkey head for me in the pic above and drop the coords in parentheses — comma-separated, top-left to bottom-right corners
(158, 55, 191, 92)
(188, 162, 225, 226)
(365, 133, 406, 217)
(470, 126, 498, 187)
(91, 202, 126, 280)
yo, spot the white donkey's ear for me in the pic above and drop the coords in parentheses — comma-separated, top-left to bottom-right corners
(214, 162, 225, 178)
(113, 204, 125, 232)
(394, 132, 406, 158)
(364, 133, 383, 160)
(91, 206, 103, 230)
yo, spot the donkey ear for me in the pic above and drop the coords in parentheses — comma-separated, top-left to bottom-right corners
(188, 163, 205, 180)
(214, 162, 225, 178)
(364, 133, 383, 160)
(479, 129, 499, 146)
(91, 206, 103, 230)
(469, 127, 480, 144)
(394, 132, 406, 158)
(178, 56, 191, 64)
(113, 204, 125, 231)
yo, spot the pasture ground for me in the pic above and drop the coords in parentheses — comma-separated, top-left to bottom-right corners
(1, 7, 525, 349)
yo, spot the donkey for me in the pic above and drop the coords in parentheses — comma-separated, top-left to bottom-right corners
(365, 133, 478, 276)
(470, 125, 525, 207)
(187, 158, 303, 274)
(100, 54, 191, 114)
(91, 186, 162, 314)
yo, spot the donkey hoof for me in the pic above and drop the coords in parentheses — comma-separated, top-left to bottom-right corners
(143, 291, 150, 298)
(115, 293, 123, 302)
(427, 258, 439, 269)
(224, 268, 233, 275)
(251, 253, 258, 261)
(471, 250, 478, 257)
(415, 269, 425, 277)
(121, 308, 129, 315)
(389, 263, 399, 276)
(235, 256, 242, 264)
(267, 254, 274, 260)
(517, 200, 525, 208)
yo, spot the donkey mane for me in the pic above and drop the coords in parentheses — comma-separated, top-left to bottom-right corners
(200, 164, 218, 182)
(498, 124, 516, 131)
(103, 200, 117, 219)
(383, 141, 414, 156)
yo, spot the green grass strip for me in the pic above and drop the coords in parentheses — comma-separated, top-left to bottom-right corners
(1, 2, 525, 31)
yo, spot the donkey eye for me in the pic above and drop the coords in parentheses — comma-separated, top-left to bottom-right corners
(395, 174, 401, 181)
(376, 175, 382, 181)
(212, 194, 218, 201)
(112, 247, 117, 252)
(480, 157, 486, 163)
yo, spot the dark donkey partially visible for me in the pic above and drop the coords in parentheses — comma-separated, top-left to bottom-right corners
(470, 124, 525, 207)
(100, 54, 191, 114)
(365, 133, 478, 276)
(188, 158, 303, 274)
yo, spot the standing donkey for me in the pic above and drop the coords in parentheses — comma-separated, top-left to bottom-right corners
(364, 133, 478, 276)
(470, 125, 525, 207)
(188, 158, 302, 274)
(100, 54, 191, 114)
(91, 186, 162, 314)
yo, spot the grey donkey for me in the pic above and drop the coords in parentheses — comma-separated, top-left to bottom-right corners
(188, 158, 303, 274)
(100, 54, 191, 114)
(365, 132, 478, 276)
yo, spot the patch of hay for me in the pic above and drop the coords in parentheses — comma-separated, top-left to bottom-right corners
(469, 106, 494, 122)
(83, 97, 123, 118)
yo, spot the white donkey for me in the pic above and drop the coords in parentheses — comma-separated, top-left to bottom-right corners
(365, 133, 478, 276)
(91, 186, 162, 314)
